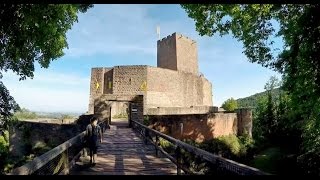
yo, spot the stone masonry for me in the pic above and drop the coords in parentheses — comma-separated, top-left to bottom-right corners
(157, 32, 199, 75)
(88, 32, 252, 140)
(88, 32, 212, 116)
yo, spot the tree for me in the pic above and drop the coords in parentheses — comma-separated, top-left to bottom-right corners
(262, 76, 279, 139)
(0, 4, 93, 131)
(0, 82, 19, 134)
(221, 98, 238, 111)
(181, 3, 320, 155)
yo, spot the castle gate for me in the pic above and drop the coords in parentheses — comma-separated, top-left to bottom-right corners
(93, 95, 144, 128)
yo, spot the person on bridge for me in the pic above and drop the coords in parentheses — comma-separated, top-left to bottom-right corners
(86, 117, 103, 166)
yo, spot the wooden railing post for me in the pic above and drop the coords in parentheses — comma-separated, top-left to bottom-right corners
(155, 135, 159, 157)
(175, 146, 182, 175)
(129, 118, 132, 128)
(144, 129, 149, 144)
(63, 149, 69, 175)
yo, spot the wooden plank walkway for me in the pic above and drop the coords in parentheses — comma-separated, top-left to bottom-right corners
(69, 119, 177, 175)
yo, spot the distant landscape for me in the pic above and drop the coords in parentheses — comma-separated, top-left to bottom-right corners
(236, 88, 280, 109)
(14, 108, 82, 121)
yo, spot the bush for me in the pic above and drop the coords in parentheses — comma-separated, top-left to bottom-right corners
(112, 113, 128, 119)
(159, 138, 175, 153)
(0, 131, 9, 174)
(218, 135, 242, 155)
(297, 149, 320, 176)
(143, 116, 150, 126)
(0, 131, 8, 155)
(196, 134, 256, 163)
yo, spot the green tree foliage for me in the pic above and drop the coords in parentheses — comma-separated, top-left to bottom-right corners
(181, 4, 320, 174)
(236, 88, 280, 108)
(0, 4, 93, 80)
(253, 77, 284, 142)
(0, 4, 93, 132)
(0, 82, 19, 134)
(252, 77, 302, 174)
(221, 97, 238, 111)
(0, 130, 9, 174)
(0, 131, 8, 155)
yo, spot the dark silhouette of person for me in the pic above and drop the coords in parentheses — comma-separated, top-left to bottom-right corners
(86, 117, 103, 166)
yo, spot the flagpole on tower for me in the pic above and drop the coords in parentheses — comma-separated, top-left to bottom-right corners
(156, 25, 160, 40)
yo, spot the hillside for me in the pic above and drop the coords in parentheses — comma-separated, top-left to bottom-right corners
(236, 88, 280, 108)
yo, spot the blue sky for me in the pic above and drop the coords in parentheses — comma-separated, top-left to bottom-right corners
(2, 4, 281, 113)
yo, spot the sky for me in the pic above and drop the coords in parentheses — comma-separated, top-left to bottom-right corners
(2, 4, 281, 113)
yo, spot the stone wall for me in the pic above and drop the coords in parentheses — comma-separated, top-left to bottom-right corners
(9, 122, 80, 158)
(89, 32, 212, 114)
(88, 67, 105, 113)
(175, 33, 198, 75)
(89, 66, 213, 114)
(147, 108, 252, 143)
(103, 68, 113, 94)
(236, 109, 253, 137)
(146, 106, 219, 115)
(146, 66, 212, 109)
(112, 65, 147, 95)
(157, 33, 198, 75)
(148, 113, 237, 143)
(157, 33, 177, 71)
(9, 115, 93, 158)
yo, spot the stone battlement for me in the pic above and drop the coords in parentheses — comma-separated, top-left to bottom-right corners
(157, 32, 196, 45)
(157, 33, 175, 43)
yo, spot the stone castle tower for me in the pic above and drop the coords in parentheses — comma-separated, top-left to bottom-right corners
(88, 32, 213, 114)
(157, 32, 199, 75)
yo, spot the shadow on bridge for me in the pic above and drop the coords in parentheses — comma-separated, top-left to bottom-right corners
(69, 123, 177, 175)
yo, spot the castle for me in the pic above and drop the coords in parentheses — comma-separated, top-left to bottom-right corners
(8, 34, 252, 158)
(8, 33, 252, 156)
(88, 32, 213, 116)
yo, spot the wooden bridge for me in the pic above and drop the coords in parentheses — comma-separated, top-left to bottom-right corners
(9, 118, 268, 175)
(70, 119, 177, 175)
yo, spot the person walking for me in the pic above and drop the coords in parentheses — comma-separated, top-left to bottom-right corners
(86, 117, 103, 166)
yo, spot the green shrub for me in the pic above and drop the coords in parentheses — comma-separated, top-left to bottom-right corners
(297, 149, 320, 176)
(0, 131, 9, 155)
(112, 113, 128, 119)
(32, 142, 52, 156)
(196, 134, 255, 162)
(159, 138, 175, 153)
(218, 135, 242, 155)
(143, 116, 150, 126)
(0, 131, 9, 174)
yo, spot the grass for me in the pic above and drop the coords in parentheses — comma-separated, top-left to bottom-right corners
(250, 146, 288, 174)
(112, 113, 128, 119)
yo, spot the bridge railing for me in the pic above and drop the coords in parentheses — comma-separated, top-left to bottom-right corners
(8, 121, 107, 175)
(131, 119, 269, 175)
